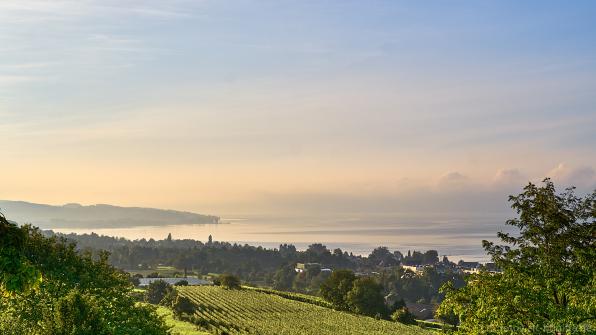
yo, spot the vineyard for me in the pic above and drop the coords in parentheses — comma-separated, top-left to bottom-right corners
(176, 286, 433, 335)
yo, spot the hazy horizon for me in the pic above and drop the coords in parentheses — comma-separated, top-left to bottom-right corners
(2, 1, 595, 217)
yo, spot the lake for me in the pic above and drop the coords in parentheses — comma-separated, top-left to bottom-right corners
(54, 212, 515, 262)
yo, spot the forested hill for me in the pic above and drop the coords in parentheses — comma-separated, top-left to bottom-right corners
(0, 200, 219, 229)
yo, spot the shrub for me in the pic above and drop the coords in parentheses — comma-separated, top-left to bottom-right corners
(218, 274, 241, 289)
(129, 274, 141, 287)
(49, 289, 108, 335)
(391, 307, 417, 325)
(319, 270, 356, 310)
(146, 280, 173, 304)
(346, 277, 388, 318)
(0, 213, 169, 335)
(174, 279, 189, 286)
(173, 295, 196, 316)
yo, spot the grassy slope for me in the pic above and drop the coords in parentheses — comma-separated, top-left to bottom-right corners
(154, 305, 210, 335)
(178, 286, 434, 335)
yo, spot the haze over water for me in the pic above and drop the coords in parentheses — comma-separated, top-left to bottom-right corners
(54, 212, 512, 262)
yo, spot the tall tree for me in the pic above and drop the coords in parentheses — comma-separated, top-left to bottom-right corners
(346, 277, 388, 318)
(320, 270, 356, 310)
(438, 179, 595, 334)
(0, 213, 42, 293)
(0, 213, 169, 335)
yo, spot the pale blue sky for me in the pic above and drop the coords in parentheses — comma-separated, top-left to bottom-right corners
(1, 1, 595, 214)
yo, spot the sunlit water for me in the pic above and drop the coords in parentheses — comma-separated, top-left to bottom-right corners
(54, 212, 515, 262)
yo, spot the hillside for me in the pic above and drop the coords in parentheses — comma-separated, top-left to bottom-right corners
(154, 305, 210, 335)
(176, 286, 433, 335)
(0, 200, 219, 229)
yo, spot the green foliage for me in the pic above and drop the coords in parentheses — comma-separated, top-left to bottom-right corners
(245, 286, 333, 308)
(218, 273, 241, 289)
(154, 305, 209, 335)
(438, 179, 596, 334)
(48, 289, 108, 335)
(173, 295, 197, 316)
(320, 270, 388, 318)
(130, 273, 142, 286)
(177, 285, 431, 335)
(146, 279, 174, 304)
(0, 214, 42, 294)
(0, 213, 170, 335)
(320, 269, 356, 310)
(346, 277, 388, 318)
(391, 307, 417, 325)
(175, 279, 189, 286)
(272, 265, 296, 290)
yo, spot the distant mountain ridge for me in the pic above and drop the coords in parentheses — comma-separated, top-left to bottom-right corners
(0, 200, 219, 229)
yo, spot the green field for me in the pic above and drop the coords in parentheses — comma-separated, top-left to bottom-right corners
(154, 305, 210, 335)
(177, 286, 433, 335)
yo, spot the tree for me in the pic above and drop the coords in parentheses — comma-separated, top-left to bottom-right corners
(422, 250, 439, 264)
(0, 213, 169, 335)
(346, 277, 388, 318)
(219, 274, 241, 289)
(130, 273, 142, 287)
(273, 265, 296, 290)
(174, 279, 189, 286)
(369, 247, 398, 267)
(391, 307, 417, 325)
(173, 295, 196, 316)
(438, 179, 595, 334)
(146, 280, 173, 304)
(49, 289, 107, 335)
(320, 270, 356, 310)
(0, 213, 42, 293)
(304, 243, 332, 263)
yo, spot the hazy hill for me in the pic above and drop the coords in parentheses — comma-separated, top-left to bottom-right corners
(0, 200, 219, 229)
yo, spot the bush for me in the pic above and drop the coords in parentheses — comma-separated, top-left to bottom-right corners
(174, 279, 189, 286)
(189, 315, 210, 328)
(173, 295, 196, 316)
(346, 277, 388, 318)
(146, 280, 173, 304)
(129, 290, 145, 302)
(129, 274, 142, 287)
(161, 287, 178, 307)
(218, 274, 241, 289)
(49, 289, 108, 335)
(391, 307, 417, 325)
(0, 214, 169, 335)
(319, 270, 356, 310)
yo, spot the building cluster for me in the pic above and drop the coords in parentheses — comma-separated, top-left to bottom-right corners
(294, 262, 332, 274)
(402, 260, 501, 275)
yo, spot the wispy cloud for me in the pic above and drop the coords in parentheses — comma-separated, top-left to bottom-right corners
(0, 1, 196, 23)
(0, 74, 42, 85)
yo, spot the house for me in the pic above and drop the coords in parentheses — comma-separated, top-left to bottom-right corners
(482, 262, 502, 273)
(402, 265, 426, 274)
(405, 302, 436, 320)
(457, 261, 480, 273)
(295, 263, 321, 273)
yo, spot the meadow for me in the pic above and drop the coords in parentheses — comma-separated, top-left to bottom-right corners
(154, 305, 209, 335)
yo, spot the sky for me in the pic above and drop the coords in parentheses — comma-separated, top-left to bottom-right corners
(1, 0, 595, 216)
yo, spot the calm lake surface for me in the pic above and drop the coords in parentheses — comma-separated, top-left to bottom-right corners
(54, 212, 514, 262)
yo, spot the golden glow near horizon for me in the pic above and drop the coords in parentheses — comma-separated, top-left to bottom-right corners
(1, 1, 595, 215)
